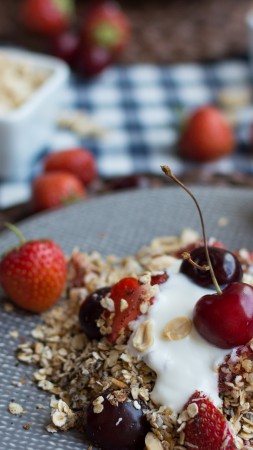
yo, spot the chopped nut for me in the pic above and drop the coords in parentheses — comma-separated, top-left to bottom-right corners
(187, 402, 198, 418)
(163, 317, 192, 341)
(120, 299, 129, 312)
(52, 411, 67, 428)
(145, 432, 163, 449)
(133, 320, 154, 352)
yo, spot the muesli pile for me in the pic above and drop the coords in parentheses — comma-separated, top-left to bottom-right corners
(16, 229, 253, 450)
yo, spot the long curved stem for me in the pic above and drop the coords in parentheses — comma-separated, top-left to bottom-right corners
(5, 222, 26, 244)
(161, 165, 222, 294)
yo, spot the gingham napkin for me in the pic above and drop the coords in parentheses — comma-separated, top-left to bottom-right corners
(1, 60, 253, 208)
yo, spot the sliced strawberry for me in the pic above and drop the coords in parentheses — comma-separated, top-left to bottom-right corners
(183, 391, 236, 450)
(107, 277, 152, 343)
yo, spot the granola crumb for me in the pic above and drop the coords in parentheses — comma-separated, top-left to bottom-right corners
(8, 402, 26, 415)
(23, 422, 32, 430)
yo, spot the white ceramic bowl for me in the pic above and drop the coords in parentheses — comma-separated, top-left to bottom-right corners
(0, 48, 70, 181)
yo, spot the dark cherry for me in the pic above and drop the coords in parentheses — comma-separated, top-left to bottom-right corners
(86, 394, 149, 450)
(79, 287, 111, 340)
(180, 246, 242, 289)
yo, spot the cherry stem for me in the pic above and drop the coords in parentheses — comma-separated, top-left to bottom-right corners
(5, 222, 26, 244)
(182, 252, 209, 272)
(161, 165, 222, 295)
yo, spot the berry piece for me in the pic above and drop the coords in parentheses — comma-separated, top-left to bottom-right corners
(179, 106, 235, 162)
(0, 226, 66, 313)
(82, 2, 130, 55)
(79, 287, 111, 340)
(32, 171, 86, 211)
(193, 282, 253, 349)
(86, 393, 149, 450)
(150, 272, 169, 285)
(44, 148, 97, 186)
(107, 277, 153, 344)
(180, 246, 242, 289)
(183, 391, 236, 450)
(22, 0, 74, 36)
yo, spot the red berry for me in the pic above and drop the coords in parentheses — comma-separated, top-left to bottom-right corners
(32, 171, 86, 211)
(44, 149, 97, 186)
(82, 1, 130, 55)
(183, 391, 236, 450)
(22, 0, 74, 36)
(150, 272, 169, 285)
(179, 106, 235, 162)
(193, 282, 253, 349)
(0, 236, 66, 313)
(107, 277, 153, 344)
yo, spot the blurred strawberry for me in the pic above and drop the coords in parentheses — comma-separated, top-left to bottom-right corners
(22, 0, 74, 36)
(44, 148, 97, 186)
(0, 224, 66, 313)
(50, 31, 80, 65)
(179, 106, 235, 162)
(32, 171, 86, 211)
(82, 1, 130, 55)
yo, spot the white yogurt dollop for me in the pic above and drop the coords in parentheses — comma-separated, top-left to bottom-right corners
(128, 260, 229, 413)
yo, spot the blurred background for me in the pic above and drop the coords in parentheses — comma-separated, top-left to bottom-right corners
(1, 0, 253, 227)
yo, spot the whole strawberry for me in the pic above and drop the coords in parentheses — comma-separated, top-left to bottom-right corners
(182, 391, 236, 450)
(0, 224, 66, 313)
(32, 171, 86, 211)
(22, 0, 74, 36)
(44, 148, 97, 186)
(82, 1, 130, 55)
(179, 106, 235, 162)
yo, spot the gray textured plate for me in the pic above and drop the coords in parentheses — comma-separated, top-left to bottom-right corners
(0, 186, 253, 450)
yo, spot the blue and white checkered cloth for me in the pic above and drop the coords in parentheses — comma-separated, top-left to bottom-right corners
(1, 60, 253, 208)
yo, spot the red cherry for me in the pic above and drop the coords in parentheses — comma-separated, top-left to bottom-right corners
(193, 282, 253, 349)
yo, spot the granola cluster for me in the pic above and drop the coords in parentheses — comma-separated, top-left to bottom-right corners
(16, 229, 253, 449)
(0, 52, 49, 112)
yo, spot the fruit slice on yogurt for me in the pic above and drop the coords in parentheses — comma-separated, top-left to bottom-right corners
(128, 259, 229, 413)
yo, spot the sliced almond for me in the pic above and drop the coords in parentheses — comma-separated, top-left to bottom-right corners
(133, 320, 154, 352)
(162, 317, 192, 341)
(145, 432, 163, 450)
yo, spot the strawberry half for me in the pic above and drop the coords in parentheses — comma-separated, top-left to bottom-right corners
(182, 391, 236, 450)
(107, 277, 153, 343)
(0, 224, 66, 313)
